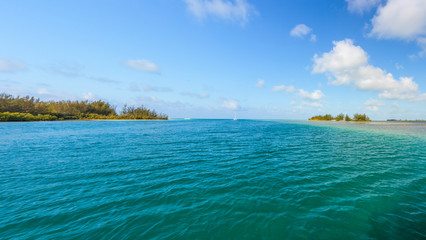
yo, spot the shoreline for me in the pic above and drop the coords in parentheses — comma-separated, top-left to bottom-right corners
(0, 118, 168, 123)
(0, 94, 168, 121)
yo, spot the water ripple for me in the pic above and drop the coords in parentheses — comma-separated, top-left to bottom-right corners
(0, 120, 425, 239)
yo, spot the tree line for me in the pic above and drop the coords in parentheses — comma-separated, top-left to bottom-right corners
(309, 113, 370, 121)
(0, 93, 167, 121)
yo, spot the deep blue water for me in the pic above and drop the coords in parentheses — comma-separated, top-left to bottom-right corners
(0, 120, 425, 239)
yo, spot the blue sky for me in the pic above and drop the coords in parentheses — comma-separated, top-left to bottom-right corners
(1, 0, 426, 119)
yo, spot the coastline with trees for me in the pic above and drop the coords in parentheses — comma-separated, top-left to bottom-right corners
(0, 93, 167, 121)
(309, 113, 371, 122)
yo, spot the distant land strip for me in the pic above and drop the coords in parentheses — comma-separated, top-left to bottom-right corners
(387, 119, 426, 122)
(309, 113, 371, 121)
(0, 93, 167, 121)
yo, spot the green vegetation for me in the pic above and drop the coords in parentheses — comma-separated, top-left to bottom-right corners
(309, 113, 371, 121)
(0, 93, 167, 121)
(335, 113, 344, 121)
(352, 113, 370, 121)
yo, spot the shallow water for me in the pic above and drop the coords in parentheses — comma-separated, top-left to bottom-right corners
(0, 120, 425, 239)
(299, 120, 426, 138)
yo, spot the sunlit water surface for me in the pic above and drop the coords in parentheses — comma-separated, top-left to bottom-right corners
(0, 120, 425, 239)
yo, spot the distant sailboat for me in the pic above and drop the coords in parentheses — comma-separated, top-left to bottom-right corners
(233, 113, 237, 121)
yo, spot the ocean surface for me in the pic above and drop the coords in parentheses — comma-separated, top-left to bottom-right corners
(0, 120, 425, 239)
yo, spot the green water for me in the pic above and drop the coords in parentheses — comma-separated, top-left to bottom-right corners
(0, 120, 425, 239)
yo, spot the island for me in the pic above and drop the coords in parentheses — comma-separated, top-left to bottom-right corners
(309, 113, 371, 121)
(387, 119, 426, 122)
(0, 93, 167, 121)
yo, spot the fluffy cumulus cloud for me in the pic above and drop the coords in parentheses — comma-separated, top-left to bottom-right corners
(183, 0, 256, 25)
(0, 58, 27, 73)
(290, 24, 316, 42)
(313, 39, 426, 101)
(255, 78, 265, 88)
(365, 99, 386, 111)
(298, 89, 325, 108)
(222, 99, 240, 110)
(345, 0, 381, 14)
(369, 0, 426, 55)
(370, 0, 426, 39)
(272, 85, 296, 93)
(298, 89, 324, 101)
(125, 59, 160, 73)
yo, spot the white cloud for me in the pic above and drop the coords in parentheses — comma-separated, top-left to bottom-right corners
(417, 37, 426, 57)
(395, 63, 403, 70)
(50, 64, 120, 83)
(313, 39, 368, 78)
(50, 64, 82, 78)
(272, 85, 296, 93)
(370, 0, 426, 40)
(272, 83, 324, 108)
(141, 83, 173, 92)
(183, 0, 256, 25)
(301, 101, 323, 108)
(182, 91, 209, 99)
(272, 84, 324, 109)
(1, 85, 74, 101)
(345, 0, 381, 14)
(198, 93, 209, 98)
(365, 99, 386, 111)
(290, 24, 317, 42)
(82, 92, 96, 100)
(298, 89, 325, 101)
(0, 58, 27, 73)
(313, 39, 426, 101)
(87, 76, 119, 84)
(255, 78, 265, 88)
(369, 0, 426, 55)
(290, 24, 311, 38)
(149, 96, 162, 102)
(125, 59, 160, 73)
(222, 99, 240, 110)
(36, 88, 51, 95)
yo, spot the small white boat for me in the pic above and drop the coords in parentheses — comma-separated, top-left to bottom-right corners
(184, 117, 191, 120)
(233, 113, 237, 121)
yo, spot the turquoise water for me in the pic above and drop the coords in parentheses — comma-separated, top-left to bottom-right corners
(0, 120, 425, 239)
